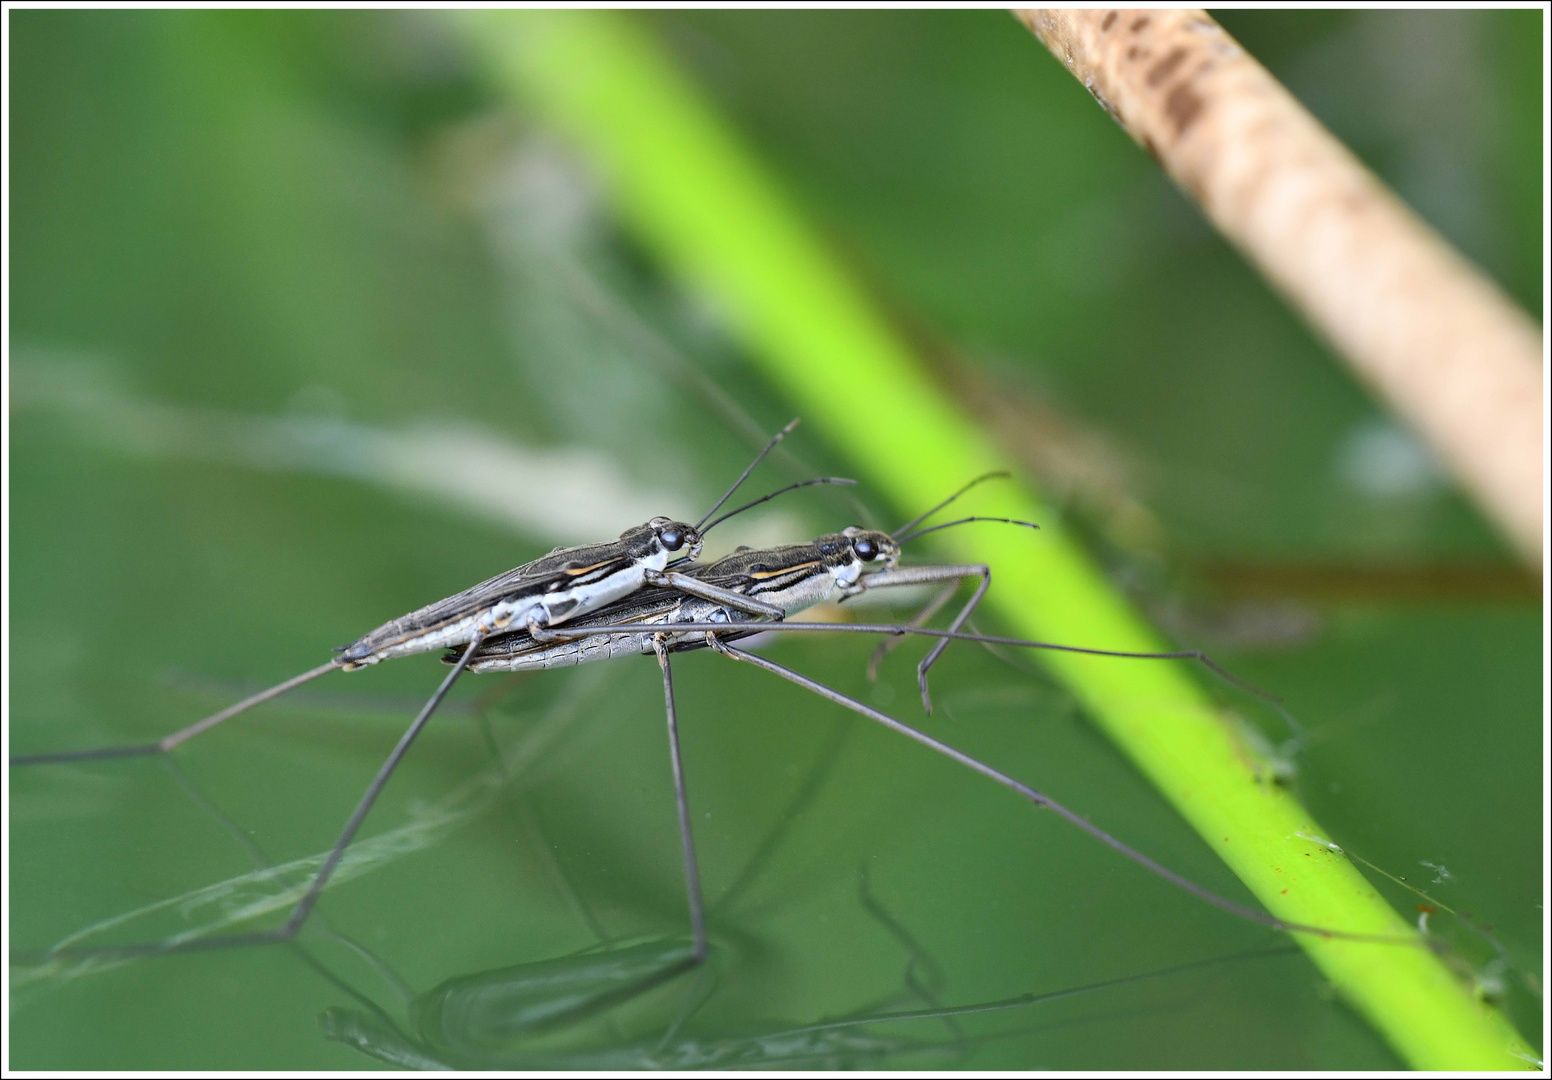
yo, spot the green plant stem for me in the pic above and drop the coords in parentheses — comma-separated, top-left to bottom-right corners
(451, 10, 1535, 1070)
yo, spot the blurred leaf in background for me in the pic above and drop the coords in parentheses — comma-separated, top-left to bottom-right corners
(7, 9, 1542, 1069)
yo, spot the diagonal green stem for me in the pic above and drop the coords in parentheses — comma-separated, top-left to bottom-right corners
(449, 10, 1535, 1070)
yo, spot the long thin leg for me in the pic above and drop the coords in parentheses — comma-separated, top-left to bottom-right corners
(645, 570, 785, 620)
(652, 635, 709, 962)
(594, 619, 1299, 730)
(702, 636, 1405, 944)
(10, 660, 341, 766)
(866, 584, 958, 684)
(35, 635, 486, 961)
(914, 569, 987, 713)
(851, 565, 989, 714)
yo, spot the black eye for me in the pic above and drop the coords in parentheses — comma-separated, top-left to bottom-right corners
(659, 528, 685, 552)
(853, 537, 878, 561)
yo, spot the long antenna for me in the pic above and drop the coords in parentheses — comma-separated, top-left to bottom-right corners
(694, 418, 801, 531)
(891, 472, 1010, 538)
(895, 516, 1040, 545)
(702, 477, 858, 534)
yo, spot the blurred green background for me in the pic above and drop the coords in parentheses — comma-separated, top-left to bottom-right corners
(8, 9, 1542, 1069)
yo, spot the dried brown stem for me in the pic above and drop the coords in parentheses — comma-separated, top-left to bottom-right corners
(1016, 9, 1544, 566)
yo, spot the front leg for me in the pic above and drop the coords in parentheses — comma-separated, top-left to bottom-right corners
(866, 583, 960, 683)
(645, 569, 786, 620)
(854, 565, 990, 714)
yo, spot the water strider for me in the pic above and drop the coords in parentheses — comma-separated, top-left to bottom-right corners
(13, 462, 1462, 1069)
(456, 489, 1412, 971)
(10, 417, 817, 769)
(8, 418, 855, 960)
(12, 477, 1471, 1061)
(14, 471, 1413, 975)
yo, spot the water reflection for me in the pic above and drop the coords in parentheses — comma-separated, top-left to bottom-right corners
(310, 905, 1307, 1070)
(11, 666, 619, 1000)
(308, 868, 967, 1070)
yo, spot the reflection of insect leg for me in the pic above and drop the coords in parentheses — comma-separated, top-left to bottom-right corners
(470, 682, 620, 946)
(712, 713, 852, 917)
(156, 755, 419, 1008)
(854, 862, 966, 1056)
(34, 633, 490, 961)
(779, 942, 1304, 1055)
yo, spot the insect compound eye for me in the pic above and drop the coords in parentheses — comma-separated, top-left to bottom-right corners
(658, 528, 685, 552)
(853, 537, 878, 561)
